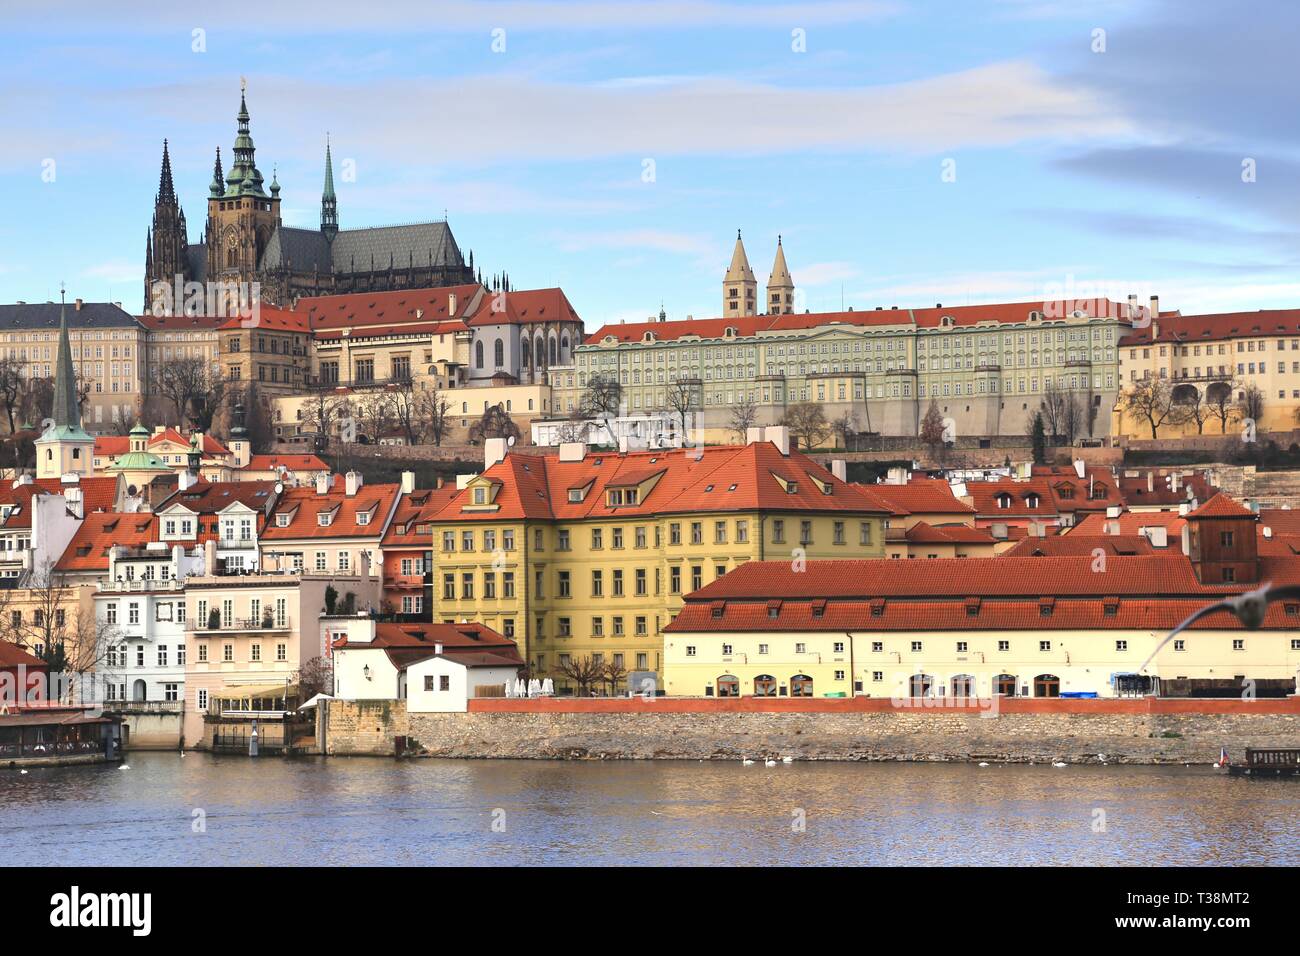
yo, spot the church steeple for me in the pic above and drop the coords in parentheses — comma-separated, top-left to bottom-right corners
(35, 289, 94, 479)
(722, 229, 757, 317)
(321, 136, 339, 241)
(766, 235, 795, 314)
(209, 147, 224, 197)
(224, 81, 267, 197)
(145, 139, 190, 311)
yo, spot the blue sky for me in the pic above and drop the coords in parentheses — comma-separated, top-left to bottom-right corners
(2, 0, 1298, 325)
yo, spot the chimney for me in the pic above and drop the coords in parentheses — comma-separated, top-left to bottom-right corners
(1127, 293, 1138, 321)
(75, 298, 83, 311)
(1178, 502, 1189, 517)
(830, 460, 847, 482)
(204, 537, 217, 574)
(1147, 526, 1168, 548)
(484, 437, 509, 470)
(172, 544, 184, 573)
(1147, 472, 1154, 493)
(316, 473, 331, 495)
(1264, 526, 1274, 539)
(745, 426, 764, 445)
(435, 476, 445, 489)
(153, 425, 166, 436)
(448, 292, 457, 316)
(178, 470, 195, 492)
(345, 471, 362, 497)
(63, 486, 83, 519)
(1106, 520, 1120, 535)
(558, 442, 585, 462)
(1073, 459, 1085, 479)
(764, 425, 791, 456)
(11, 474, 32, 488)
(617, 436, 629, 454)
(434, 642, 444, 656)
(400, 470, 415, 495)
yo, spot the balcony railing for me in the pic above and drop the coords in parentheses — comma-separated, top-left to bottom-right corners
(100, 699, 184, 714)
(100, 579, 185, 593)
(216, 539, 257, 550)
(190, 616, 292, 634)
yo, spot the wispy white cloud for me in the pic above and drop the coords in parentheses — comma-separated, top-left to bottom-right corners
(797, 261, 862, 287)
(82, 261, 141, 284)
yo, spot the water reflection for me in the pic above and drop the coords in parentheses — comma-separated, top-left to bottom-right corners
(1, 754, 1296, 866)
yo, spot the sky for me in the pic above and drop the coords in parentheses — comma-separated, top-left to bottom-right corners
(1, 0, 1299, 326)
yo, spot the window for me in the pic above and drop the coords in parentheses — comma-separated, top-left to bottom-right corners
(1116, 640, 1128, 652)
(461, 573, 474, 599)
(956, 641, 967, 653)
(503, 572, 515, 598)
(772, 520, 785, 544)
(998, 640, 1009, 652)
(1039, 640, 1051, 652)
(558, 570, 571, 598)
(736, 520, 749, 544)
(276, 644, 286, 661)
(910, 641, 922, 652)
(251, 643, 262, 662)
(1233, 639, 1245, 650)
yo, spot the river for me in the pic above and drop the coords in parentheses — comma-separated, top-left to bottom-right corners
(2, 753, 1296, 866)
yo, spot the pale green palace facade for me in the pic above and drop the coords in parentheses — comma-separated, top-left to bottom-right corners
(554, 301, 1130, 444)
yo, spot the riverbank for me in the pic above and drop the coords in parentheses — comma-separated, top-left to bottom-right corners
(321, 697, 1300, 764)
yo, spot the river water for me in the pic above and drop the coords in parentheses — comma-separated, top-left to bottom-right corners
(2, 753, 1296, 866)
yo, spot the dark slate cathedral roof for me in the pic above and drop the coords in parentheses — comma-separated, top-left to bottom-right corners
(257, 221, 464, 275)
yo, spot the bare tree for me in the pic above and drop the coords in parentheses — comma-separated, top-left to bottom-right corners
(831, 410, 858, 449)
(0, 357, 24, 433)
(666, 379, 698, 441)
(782, 402, 831, 450)
(1038, 381, 1070, 443)
(152, 355, 213, 427)
(468, 405, 520, 445)
(581, 375, 623, 445)
(415, 381, 452, 446)
(1240, 382, 1266, 427)
(388, 380, 421, 445)
(294, 656, 334, 700)
(558, 654, 606, 697)
(356, 390, 393, 444)
(1118, 377, 1190, 439)
(602, 657, 629, 697)
(300, 386, 350, 448)
(727, 393, 760, 443)
(1208, 379, 1239, 434)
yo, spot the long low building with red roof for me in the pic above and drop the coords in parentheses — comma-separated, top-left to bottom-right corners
(663, 491, 1300, 700)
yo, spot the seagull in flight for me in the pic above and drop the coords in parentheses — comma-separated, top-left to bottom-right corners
(1139, 582, 1300, 673)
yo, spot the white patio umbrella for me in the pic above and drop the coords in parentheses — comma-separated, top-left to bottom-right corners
(541, 678, 554, 696)
(528, 678, 541, 697)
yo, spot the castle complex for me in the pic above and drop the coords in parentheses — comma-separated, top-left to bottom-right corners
(144, 86, 477, 312)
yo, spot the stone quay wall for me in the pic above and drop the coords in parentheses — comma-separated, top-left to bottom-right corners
(322, 696, 1300, 764)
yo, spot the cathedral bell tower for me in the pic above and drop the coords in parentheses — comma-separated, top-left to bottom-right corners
(144, 139, 191, 312)
(205, 81, 281, 306)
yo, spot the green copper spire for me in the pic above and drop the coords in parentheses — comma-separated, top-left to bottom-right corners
(224, 81, 267, 197)
(51, 289, 82, 432)
(321, 135, 338, 240)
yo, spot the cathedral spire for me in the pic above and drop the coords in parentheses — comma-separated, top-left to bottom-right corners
(51, 289, 81, 432)
(722, 229, 757, 317)
(766, 234, 794, 314)
(157, 139, 177, 204)
(225, 80, 267, 197)
(209, 147, 224, 197)
(321, 135, 339, 241)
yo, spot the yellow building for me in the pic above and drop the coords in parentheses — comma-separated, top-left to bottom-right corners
(423, 428, 889, 692)
(665, 499, 1300, 699)
(1114, 307, 1300, 438)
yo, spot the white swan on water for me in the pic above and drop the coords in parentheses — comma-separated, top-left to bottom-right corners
(742, 757, 754, 766)
(764, 757, 777, 767)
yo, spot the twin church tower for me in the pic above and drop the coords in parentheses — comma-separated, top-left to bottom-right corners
(723, 230, 795, 318)
(144, 84, 475, 310)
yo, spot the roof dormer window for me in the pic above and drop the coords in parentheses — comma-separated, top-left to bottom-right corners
(356, 511, 370, 526)
(318, 512, 333, 527)
(1025, 493, 1041, 508)
(276, 513, 290, 527)
(473, 486, 487, 505)
(996, 493, 1012, 509)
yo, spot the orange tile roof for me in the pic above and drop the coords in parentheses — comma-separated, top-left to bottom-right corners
(965, 478, 1058, 517)
(465, 287, 581, 328)
(242, 454, 329, 473)
(869, 479, 974, 517)
(1071, 511, 1187, 536)
(1257, 510, 1300, 535)
(94, 430, 229, 458)
(586, 299, 1133, 346)
(339, 620, 522, 669)
(1, 476, 121, 523)
(424, 443, 892, 524)
(262, 477, 400, 541)
(1002, 533, 1156, 556)
(668, 554, 1300, 633)
(156, 480, 279, 516)
(1115, 471, 1217, 508)
(902, 521, 994, 545)
(381, 487, 457, 548)
(1187, 492, 1256, 520)
(297, 284, 482, 331)
(55, 512, 155, 572)
(217, 306, 311, 333)
(1119, 308, 1300, 347)
(135, 313, 228, 331)
(0, 641, 47, 669)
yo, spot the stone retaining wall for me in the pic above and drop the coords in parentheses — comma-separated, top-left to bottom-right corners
(323, 697, 1300, 764)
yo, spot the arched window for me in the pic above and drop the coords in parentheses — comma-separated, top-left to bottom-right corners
(494, 338, 504, 368)
(790, 674, 813, 697)
(717, 675, 739, 697)
(909, 673, 934, 697)
(522, 339, 531, 368)
(994, 674, 1017, 697)
(474, 341, 484, 369)
(951, 674, 975, 698)
(549, 336, 558, 366)
(753, 674, 777, 697)
(1034, 674, 1061, 698)
(535, 335, 546, 368)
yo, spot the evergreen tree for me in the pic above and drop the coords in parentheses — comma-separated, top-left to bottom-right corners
(1031, 412, 1047, 464)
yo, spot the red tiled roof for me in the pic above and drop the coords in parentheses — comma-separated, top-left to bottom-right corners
(465, 287, 581, 328)
(217, 306, 311, 333)
(424, 443, 891, 524)
(668, 555, 1300, 633)
(1071, 511, 1186, 537)
(94, 430, 229, 458)
(242, 454, 329, 473)
(869, 479, 974, 517)
(55, 512, 155, 572)
(381, 487, 458, 548)
(297, 284, 483, 333)
(903, 521, 995, 545)
(1119, 308, 1300, 347)
(1002, 534, 1155, 557)
(1187, 492, 1256, 520)
(1115, 471, 1217, 508)
(339, 620, 522, 669)
(262, 477, 399, 540)
(964, 478, 1058, 517)
(1257, 510, 1300, 535)
(157, 480, 278, 516)
(0, 641, 47, 669)
(0, 477, 121, 524)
